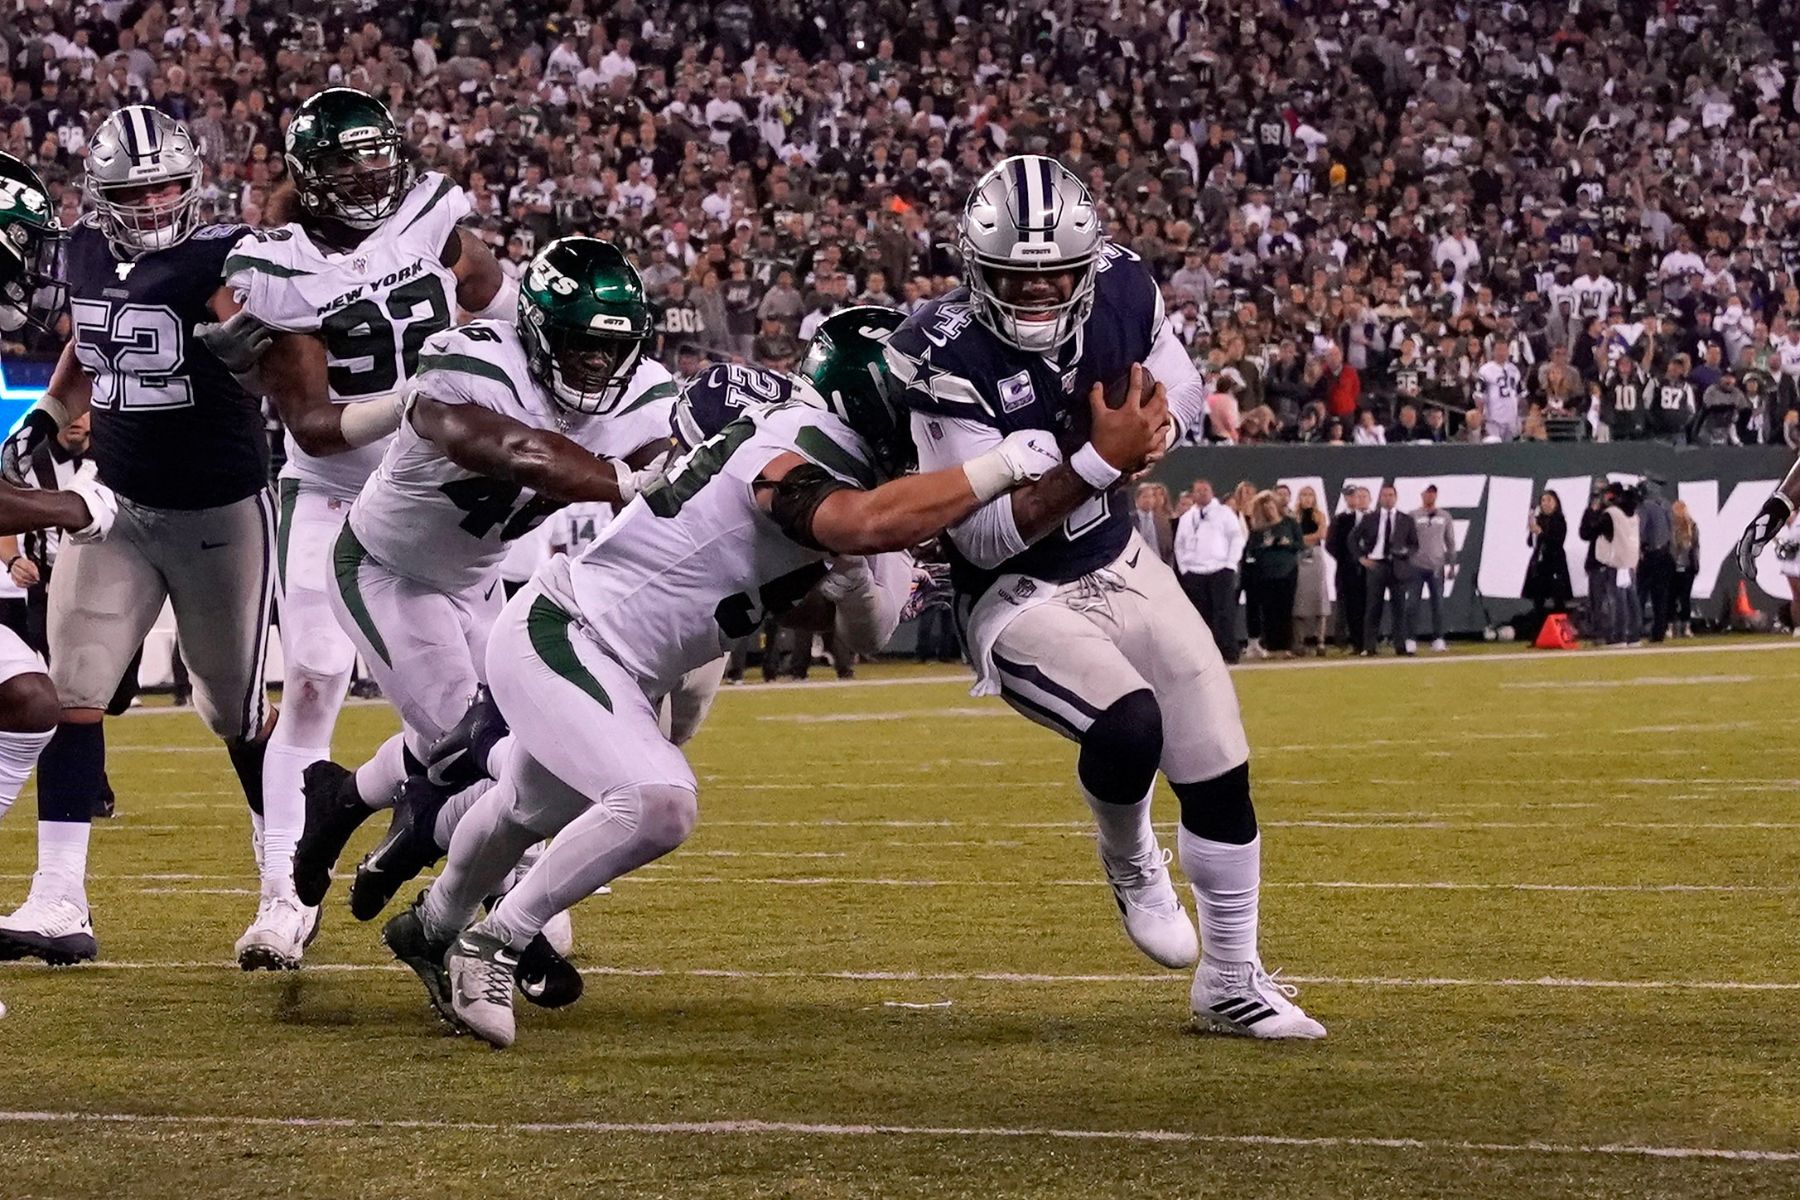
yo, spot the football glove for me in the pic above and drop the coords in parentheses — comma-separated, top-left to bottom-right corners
(65, 474, 118, 544)
(1736, 494, 1792, 580)
(195, 309, 275, 378)
(1, 407, 58, 486)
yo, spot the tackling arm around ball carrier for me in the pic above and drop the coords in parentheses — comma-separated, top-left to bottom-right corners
(408, 395, 665, 507)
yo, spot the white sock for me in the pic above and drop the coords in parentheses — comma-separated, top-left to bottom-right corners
(258, 742, 321, 894)
(419, 781, 538, 942)
(0, 728, 52, 819)
(36, 820, 91, 904)
(485, 733, 515, 781)
(1081, 785, 1157, 862)
(432, 778, 492, 851)
(1177, 829, 1260, 966)
(354, 734, 408, 809)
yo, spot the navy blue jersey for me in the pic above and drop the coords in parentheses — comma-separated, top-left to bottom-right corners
(891, 241, 1158, 600)
(674, 361, 794, 446)
(65, 218, 269, 509)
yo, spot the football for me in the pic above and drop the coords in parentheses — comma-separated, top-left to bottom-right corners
(1101, 364, 1158, 409)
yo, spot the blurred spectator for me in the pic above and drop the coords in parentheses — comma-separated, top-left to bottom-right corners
(1132, 483, 1175, 564)
(1670, 500, 1701, 639)
(1407, 484, 1457, 653)
(1243, 491, 1301, 658)
(1327, 485, 1370, 652)
(1174, 479, 1244, 666)
(1354, 484, 1419, 657)
(1292, 485, 1331, 657)
(1524, 490, 1573, 622)
(1593, 484, 1643, 648)
(1638, 481, 1676, 643)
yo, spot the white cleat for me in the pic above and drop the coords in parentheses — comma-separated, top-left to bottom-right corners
(1099, 846, 1198, 968)
(541, 909, 575, 958)
(1430, 638, 1448, 653)
(0, 888, 97, 965)
(235, 891, 321, 971)
(447, 926, 519, 1048)
(1190, 958, 1327, 1039)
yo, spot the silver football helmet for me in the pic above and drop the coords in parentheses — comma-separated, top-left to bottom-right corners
(84, 106, 203, 257)
(959, 155, 1102, 353)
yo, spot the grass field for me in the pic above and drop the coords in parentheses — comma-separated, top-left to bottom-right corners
(2, 640, 1799, 1198)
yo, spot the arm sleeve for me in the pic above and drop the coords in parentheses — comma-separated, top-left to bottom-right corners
(910, 410, 1029, 570)
(827, 551, 914, 655)
(1143, 318, 1207, 437)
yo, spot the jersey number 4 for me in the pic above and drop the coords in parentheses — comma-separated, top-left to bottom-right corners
(438, 477, 561, 541)
(71, 300, 194, 411)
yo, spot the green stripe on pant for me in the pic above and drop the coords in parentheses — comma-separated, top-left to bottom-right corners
(331, 523, 392, 668)
(276, 478, 299, 592)
(526, 596, 612, 712)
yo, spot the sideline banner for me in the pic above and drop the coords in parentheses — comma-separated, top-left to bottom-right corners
(1151, 444, 1796, 634)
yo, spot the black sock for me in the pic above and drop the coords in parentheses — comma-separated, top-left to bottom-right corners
(226, 736, 267, 817)
(37, 721, 104, 824)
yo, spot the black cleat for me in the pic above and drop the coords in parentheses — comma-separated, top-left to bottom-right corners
(348, 776, 448, 922)
(516, 933, 583, 1009)
(426, 685, 508, 788)
(292, 760, 376, 907)
(382, 892, 455, 1025)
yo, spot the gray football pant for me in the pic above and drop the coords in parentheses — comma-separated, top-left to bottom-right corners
(48, 490, 276, 739)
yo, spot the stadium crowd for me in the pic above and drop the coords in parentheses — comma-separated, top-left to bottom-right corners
(6, 0, 1800, 449)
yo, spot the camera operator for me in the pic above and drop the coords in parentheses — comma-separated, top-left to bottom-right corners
(1585, 482, 1643, 647)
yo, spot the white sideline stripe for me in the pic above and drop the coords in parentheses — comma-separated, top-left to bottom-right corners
(0, 1110, 1794, 1163)
(129, 878, 1799, 896)
(1503, 675, 1752, 690)
(6, 960, 1800, 996)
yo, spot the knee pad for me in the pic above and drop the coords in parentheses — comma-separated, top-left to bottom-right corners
(1078, 689, 1163, 806)
(631, 781, 699, 856)
(1172, 761, 1257, 845)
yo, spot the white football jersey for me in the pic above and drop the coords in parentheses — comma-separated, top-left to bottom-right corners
(348, 320, 675, 593)
(539, 403, 882, 698)
(225, 171, 472, 498)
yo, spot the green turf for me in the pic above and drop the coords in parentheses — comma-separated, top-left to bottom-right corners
(2, 642, 1799, 1198)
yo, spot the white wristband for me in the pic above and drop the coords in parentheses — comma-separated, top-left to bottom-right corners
(608, 459, 638, 504)
(339, 394, 403, 448)
(962, 450, 1020, 504)
(1069, 442, 1122, 490)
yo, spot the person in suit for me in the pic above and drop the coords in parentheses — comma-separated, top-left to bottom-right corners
(1325, 485, 1369, 652)
(1354, 484, 1420, 655)
(1132, 483, 1176, 564)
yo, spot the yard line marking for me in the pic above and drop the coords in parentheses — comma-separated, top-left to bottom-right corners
(1502, 675, 1753, 689)
(130, 878, 1800, 896)
(6, 961, 1800, 994)
(0, 1110, 1795, 1163)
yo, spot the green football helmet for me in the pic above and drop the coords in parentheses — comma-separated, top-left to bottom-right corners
(518, 237, 654, 414)
(0, 152, 62, 333)
(284, 88, 411, 229)
(791, 306, 912, 479)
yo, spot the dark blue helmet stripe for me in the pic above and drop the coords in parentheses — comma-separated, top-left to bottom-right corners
(1038, 158, 1056, 230)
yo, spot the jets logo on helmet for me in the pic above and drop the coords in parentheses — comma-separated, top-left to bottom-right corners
(84, 106, 204, 257)
(790, 306, 913, 481)
(0, 152, 63, 332)
(959, 154, 1102, 354)
(285, 88, 412, 230)
(517, 237, 654, 415)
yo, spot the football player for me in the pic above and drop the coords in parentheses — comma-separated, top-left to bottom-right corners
(293, 237, 675, 935)
(885, 156, 1325, 1038)
(0, 153, 121, 969)
(0, 111, 278, 965)
(1737, 454, 1800, 580)
(385, 306, 1152, 1049)
(202, 88, 511, 969)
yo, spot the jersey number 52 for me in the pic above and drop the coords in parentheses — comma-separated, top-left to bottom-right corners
(71, 300, 194, 411)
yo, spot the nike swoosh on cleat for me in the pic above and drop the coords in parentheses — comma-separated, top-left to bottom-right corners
(519, 976, 547, 998)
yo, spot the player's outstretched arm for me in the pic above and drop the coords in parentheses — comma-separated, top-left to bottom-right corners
(446, 228, 514, 320)
(0, 477, 113, 540)
(411, 395, 626, 504)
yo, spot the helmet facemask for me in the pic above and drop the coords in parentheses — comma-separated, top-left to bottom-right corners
(0, 220, 64, 333)
(292, 135, 410, 229)
(965, 253, 1098, 354)
(528, 313, 647, 415)
(88, 172, 201, 256)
